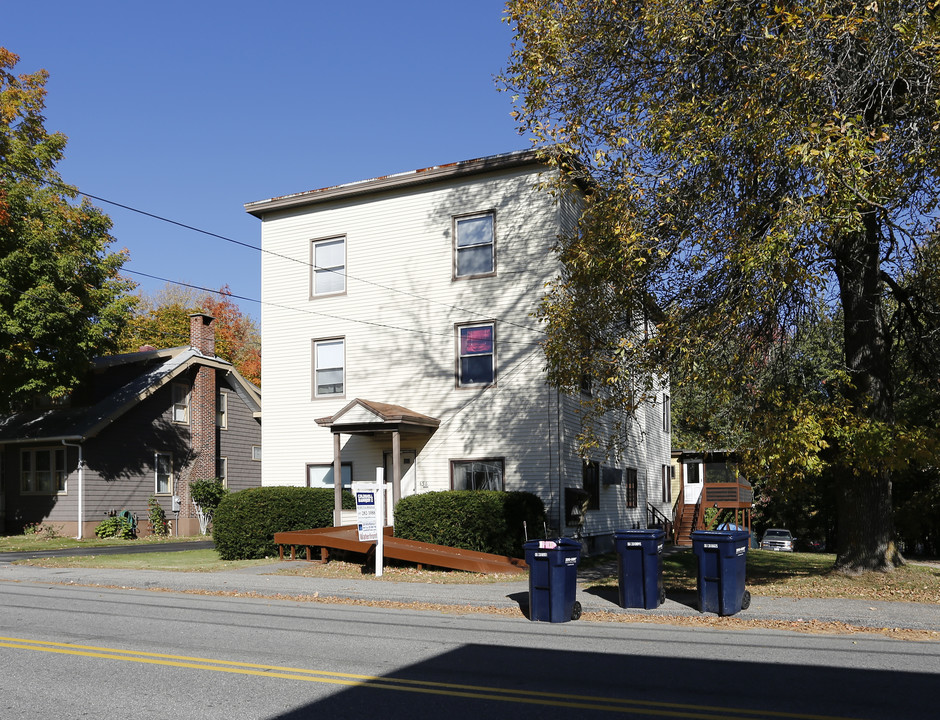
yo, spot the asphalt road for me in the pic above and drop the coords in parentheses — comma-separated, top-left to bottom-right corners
(1, 579, 938, 719)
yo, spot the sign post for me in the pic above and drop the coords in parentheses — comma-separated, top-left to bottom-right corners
(352, 469, 386, 577)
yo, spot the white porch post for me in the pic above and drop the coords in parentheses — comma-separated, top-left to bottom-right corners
(333, 432, 343, 526)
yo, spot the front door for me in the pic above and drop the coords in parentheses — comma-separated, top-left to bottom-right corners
(683, 462, 703, 506)
(383, 449, 416, 522)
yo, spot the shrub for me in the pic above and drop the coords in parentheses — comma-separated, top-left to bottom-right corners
(190, 478, 228, 511)
(394, 490, 546, 557)
(95, 516, 134, 539)
(212, 486, 355, 560)
(148, 495, 170, 536)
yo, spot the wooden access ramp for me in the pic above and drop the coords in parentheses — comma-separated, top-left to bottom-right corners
(273, 525, 527, 575)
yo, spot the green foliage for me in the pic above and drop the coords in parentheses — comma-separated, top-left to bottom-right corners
(212, 486, 355, 561)
(95, 516, 134, 539)
(0, 48, 134, 412)
(394, 491, 547, 558)
(189, 478, 228, 512)
(148, 495, 169, 536)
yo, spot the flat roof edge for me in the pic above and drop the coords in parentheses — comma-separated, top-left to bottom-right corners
(244, 149, 546, 217)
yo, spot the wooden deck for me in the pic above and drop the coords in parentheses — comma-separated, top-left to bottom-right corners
(273, 525, 528, 575)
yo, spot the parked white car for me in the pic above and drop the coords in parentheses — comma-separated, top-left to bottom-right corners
(760, 528, 795, 552)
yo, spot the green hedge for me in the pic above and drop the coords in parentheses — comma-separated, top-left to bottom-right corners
(213, 486, 354, 560)
(393, 490, 546, 557)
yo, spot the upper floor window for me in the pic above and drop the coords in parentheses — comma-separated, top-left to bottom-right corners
(452, 458, 504, 491)
(663, 394, 671, 433)
(21, 448, 67, 494)
(454, 212, 495, 278)
(314, 338, 345, 397)
(216, 391, 228, 429)
(457, 323, 495, 387)
(172, 383, 190, 424)
(311, 236, 346, 296)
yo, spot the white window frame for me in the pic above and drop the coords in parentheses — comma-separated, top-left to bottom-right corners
(251, 445, 262, 462)
(663, 394, 671, 433)
(456, 322, 496, 388)
(172, 383, 190, 424)
(217, 457, 228, 488)
(155, 452, 173, 495)
(310, 236, 346, 297)
(313, 337, 345, 398)
(662, 464, 672, 504)
(20, 447, 67, 495)
(451, 458, 504, 491)
(216, 390, 228, 429)
(306, 462, 352, 489)
(454, 212, 496, 279)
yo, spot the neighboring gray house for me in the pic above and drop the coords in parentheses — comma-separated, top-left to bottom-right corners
(0, 313, 261, 537)
(245, 150, 671, 552)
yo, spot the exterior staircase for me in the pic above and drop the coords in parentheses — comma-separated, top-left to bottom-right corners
(673, 503, 698, 546)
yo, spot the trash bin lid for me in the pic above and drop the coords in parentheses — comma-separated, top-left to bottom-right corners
(614, 529, 666, 540)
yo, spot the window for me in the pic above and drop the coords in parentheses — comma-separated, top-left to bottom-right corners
(251, 445, 262, 461)
(311, 236, 346, 296)
(452, 459, 504, 491)
(662, 464, 672, 503)
(685, 462, 700, 484)
(172, 383, 190, 424)
(216, 391, 227, 428)
(306, 463, 352, 489)
(582, 460, 600, 510)
(457, 323, 495, 387)
(313, 338, 345, 397)
(624, 467, 638, 508)
(155, 453, 173, 495)
(20, 448, 67, 494)
(454, 212, 495, 278)
(663, 394, 671, 433)
(217, 457, 228, 488)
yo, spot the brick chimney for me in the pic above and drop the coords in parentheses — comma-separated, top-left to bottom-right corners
(179, 312, 217, 534)
(189, 312, 216, 355)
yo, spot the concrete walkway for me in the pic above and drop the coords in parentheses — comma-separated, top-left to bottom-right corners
(1, 553, 937, 634)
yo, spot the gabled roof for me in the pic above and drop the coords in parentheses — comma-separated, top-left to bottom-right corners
(0, 347, 258, 444)
(315, 398, 440, 435)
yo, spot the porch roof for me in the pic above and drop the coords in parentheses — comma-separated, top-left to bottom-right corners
(315, 398, 440, 435)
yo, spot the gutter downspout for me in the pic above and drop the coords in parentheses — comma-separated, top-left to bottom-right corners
(61, 439, 84, 540)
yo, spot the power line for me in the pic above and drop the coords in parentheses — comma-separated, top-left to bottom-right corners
(17, 171, 546, 337)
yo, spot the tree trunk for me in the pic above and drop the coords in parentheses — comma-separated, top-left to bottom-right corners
(831, 216, 902, 572)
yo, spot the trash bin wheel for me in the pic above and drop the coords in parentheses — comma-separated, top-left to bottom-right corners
(659, 589, 666, 605)
(571, 601, 582, 621)
(741, 590, 751, 610)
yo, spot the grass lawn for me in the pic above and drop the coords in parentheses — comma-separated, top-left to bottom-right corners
(0, 532, 209, 553)
(12, 548, 273, 573)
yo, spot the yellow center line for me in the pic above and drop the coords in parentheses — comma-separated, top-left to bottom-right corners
(0, 636, 861, 720)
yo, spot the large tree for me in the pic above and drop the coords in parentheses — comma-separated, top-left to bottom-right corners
(117, 283, 261, 386)
(503, 1, 940, 571)
(0, 48, 132, 412)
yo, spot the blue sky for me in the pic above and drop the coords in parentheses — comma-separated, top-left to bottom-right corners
(6, 1, 525, 318)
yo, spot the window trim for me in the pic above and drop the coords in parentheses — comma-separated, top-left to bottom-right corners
(663, 394, 671, 433)
(662, 464, 672, 504)
(20, 447, 68, 495)
(312, 337, 346, 399)
(456, 321, 496, 388)
(306, 462, 353, 489)
(155, 452, 173, 496)
(453, 211, 496, 280)
(217, 457, 228, 489)
(171, 383, 190, 424)
(310, 235, 347, 298)
(450, 458, 505, 491)
(216, 390, 228, 429)
(251, 445, 262, 462)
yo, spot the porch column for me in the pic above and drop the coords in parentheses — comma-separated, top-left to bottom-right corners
(392, 430, 402, 513)
(333, 432, 342, 526)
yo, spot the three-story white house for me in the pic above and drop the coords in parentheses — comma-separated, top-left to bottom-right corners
(245, 150, 671, 552)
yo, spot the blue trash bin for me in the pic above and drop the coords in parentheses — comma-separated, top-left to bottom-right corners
(614, 529, 666, 609)
(691, 530, 751, 616)
(523, 538, 582, 622)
